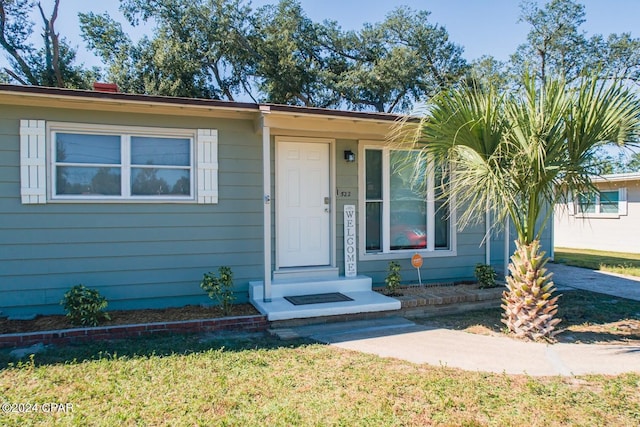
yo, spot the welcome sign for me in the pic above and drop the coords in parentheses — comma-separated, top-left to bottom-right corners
(344, 205, 357, 277)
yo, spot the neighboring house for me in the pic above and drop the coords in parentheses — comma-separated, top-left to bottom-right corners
(0, 84, 551, 320)
(554, 172, 639, 254)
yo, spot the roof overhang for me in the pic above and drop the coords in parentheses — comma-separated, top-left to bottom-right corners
(0, 84, 419, 141)
(0, 84, 259, 120)
(593, 172, 640, 183)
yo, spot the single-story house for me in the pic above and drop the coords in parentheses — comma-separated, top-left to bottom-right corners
(0, 84, 551, 320)
(554, 172, 639, 254)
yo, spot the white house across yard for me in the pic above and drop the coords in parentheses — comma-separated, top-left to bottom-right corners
(554, 172, 640, 254)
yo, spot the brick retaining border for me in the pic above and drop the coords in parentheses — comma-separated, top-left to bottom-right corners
(0, 315, 268, 349)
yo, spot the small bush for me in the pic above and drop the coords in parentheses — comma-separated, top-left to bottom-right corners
(200, 266, 236, 316)
(385, 261, 402, 295)
(61, 284, 110, 326)
(474, 263, 498, 288)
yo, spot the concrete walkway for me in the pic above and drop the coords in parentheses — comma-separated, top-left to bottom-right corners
(547, 263, 640, 301)
(271, 265, 640, 376)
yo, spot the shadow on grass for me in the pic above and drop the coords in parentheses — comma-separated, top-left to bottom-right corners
(414, 290, 640, 344)
(0, 331, 315, 370)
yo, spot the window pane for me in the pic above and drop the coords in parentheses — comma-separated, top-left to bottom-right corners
(434, 165, 450, 249)
(131, 137, 191, 166)
(56, 133, 120, 164)
(365, 202, 382, 252)
(578, 193, 596, 213)
(390, 151, 426, 250)
(365, 150, 382, 200)
(435, 200, 449, 249)
(56, 167, 121, 195)
(131, 168, 190, 196)
(600, 190, 619, 214)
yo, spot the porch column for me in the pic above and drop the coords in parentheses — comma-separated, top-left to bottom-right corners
(504, 216, 510, 277)
(485, 201, 491, 265)
(260, 106, 272, 302)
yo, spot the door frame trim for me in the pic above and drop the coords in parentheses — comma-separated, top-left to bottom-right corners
(274, 136, 336, 271)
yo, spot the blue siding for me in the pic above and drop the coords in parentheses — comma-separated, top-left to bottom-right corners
(0, 106, 263, 318)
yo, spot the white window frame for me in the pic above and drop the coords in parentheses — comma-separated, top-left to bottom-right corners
(358, 141, 457, 261)
(572, 188, 627, 219)
(46, 122, 207, 203)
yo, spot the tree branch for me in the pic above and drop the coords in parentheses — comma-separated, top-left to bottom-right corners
(49, 0, 63, 87)
(4, 67, 28, 85)
(0, 3, 38, 85)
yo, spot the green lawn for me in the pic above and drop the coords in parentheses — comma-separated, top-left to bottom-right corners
(1, 324, 639, 426)
(554, 247, 640, 277)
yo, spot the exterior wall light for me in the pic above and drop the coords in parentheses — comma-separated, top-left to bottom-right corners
(344, 150, 355, 162)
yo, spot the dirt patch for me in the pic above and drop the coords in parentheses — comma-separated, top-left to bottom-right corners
(0, 304, 259, 334)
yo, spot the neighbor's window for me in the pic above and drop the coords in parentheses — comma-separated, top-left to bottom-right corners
(577, 189, 623, 215)
(52, 126, 194, 200)
(363, 146, 451, 255)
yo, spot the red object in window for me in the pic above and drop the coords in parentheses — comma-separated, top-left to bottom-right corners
(93, 82, 119, 93)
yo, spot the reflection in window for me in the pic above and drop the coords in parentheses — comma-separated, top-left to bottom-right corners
(131, 137, 190, 166)
(600, 191, 619, 214)
(363, 147, 450, 254)
(131, 168, 190, 195)
(390, 151, 426, 250)
(53, 130, 193, 199)
(56, 167, 121, 195)
(577, 190, 620, 215)
(578, 193, 597, 214)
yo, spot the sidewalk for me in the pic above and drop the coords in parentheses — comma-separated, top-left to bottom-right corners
(270, 265, 640, 377)
(547, 263, 640, 300)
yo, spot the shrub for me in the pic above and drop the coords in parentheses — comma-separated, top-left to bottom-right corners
(61, 284, 110, 326)
(385, 261, 402, 295)
(200, 266, 236, 316)
(474, 263, 498, 288)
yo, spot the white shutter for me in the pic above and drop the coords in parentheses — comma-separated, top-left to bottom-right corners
(20, 120, 47, 204)
(196, 129, 218, 204)
(619, 187, 628, 216)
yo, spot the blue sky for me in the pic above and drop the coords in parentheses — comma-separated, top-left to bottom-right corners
(24, 0, 640, 68)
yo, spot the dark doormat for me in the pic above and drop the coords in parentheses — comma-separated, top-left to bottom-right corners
(284, 293, 354, 306)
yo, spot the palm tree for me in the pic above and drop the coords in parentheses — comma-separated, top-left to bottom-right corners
(397, 75, 640, 340)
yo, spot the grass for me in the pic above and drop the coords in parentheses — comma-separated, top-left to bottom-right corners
(1, 290, 640, 425)
(554, 247, 640, 277)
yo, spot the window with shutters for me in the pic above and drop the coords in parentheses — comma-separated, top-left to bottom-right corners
(20, 121, 218, 203)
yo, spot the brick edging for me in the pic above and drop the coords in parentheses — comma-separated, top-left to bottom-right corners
(0, 315, 268, 349)
(395, 287, 504, 308)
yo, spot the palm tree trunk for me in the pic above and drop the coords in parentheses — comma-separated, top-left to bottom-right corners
(501, 240, 561, 341)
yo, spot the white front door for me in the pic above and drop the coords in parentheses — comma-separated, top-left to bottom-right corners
(277, 140, 331, 267)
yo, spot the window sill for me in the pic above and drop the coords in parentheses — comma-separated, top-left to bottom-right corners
(573, 213, 623, 219)
(359, 249, 457, 262)
(49, 197, 197, 204)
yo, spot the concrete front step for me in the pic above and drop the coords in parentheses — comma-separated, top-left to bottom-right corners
(249, 275, 373, 300)
(249, 275, 401, 321)
(250, 290, 401, 321)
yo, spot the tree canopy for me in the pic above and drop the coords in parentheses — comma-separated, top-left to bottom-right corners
(0, 0, 97, 88)
(1, 0, 640, 114)
(78, 0, 469, 112)
(508, 0, 640, 86)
